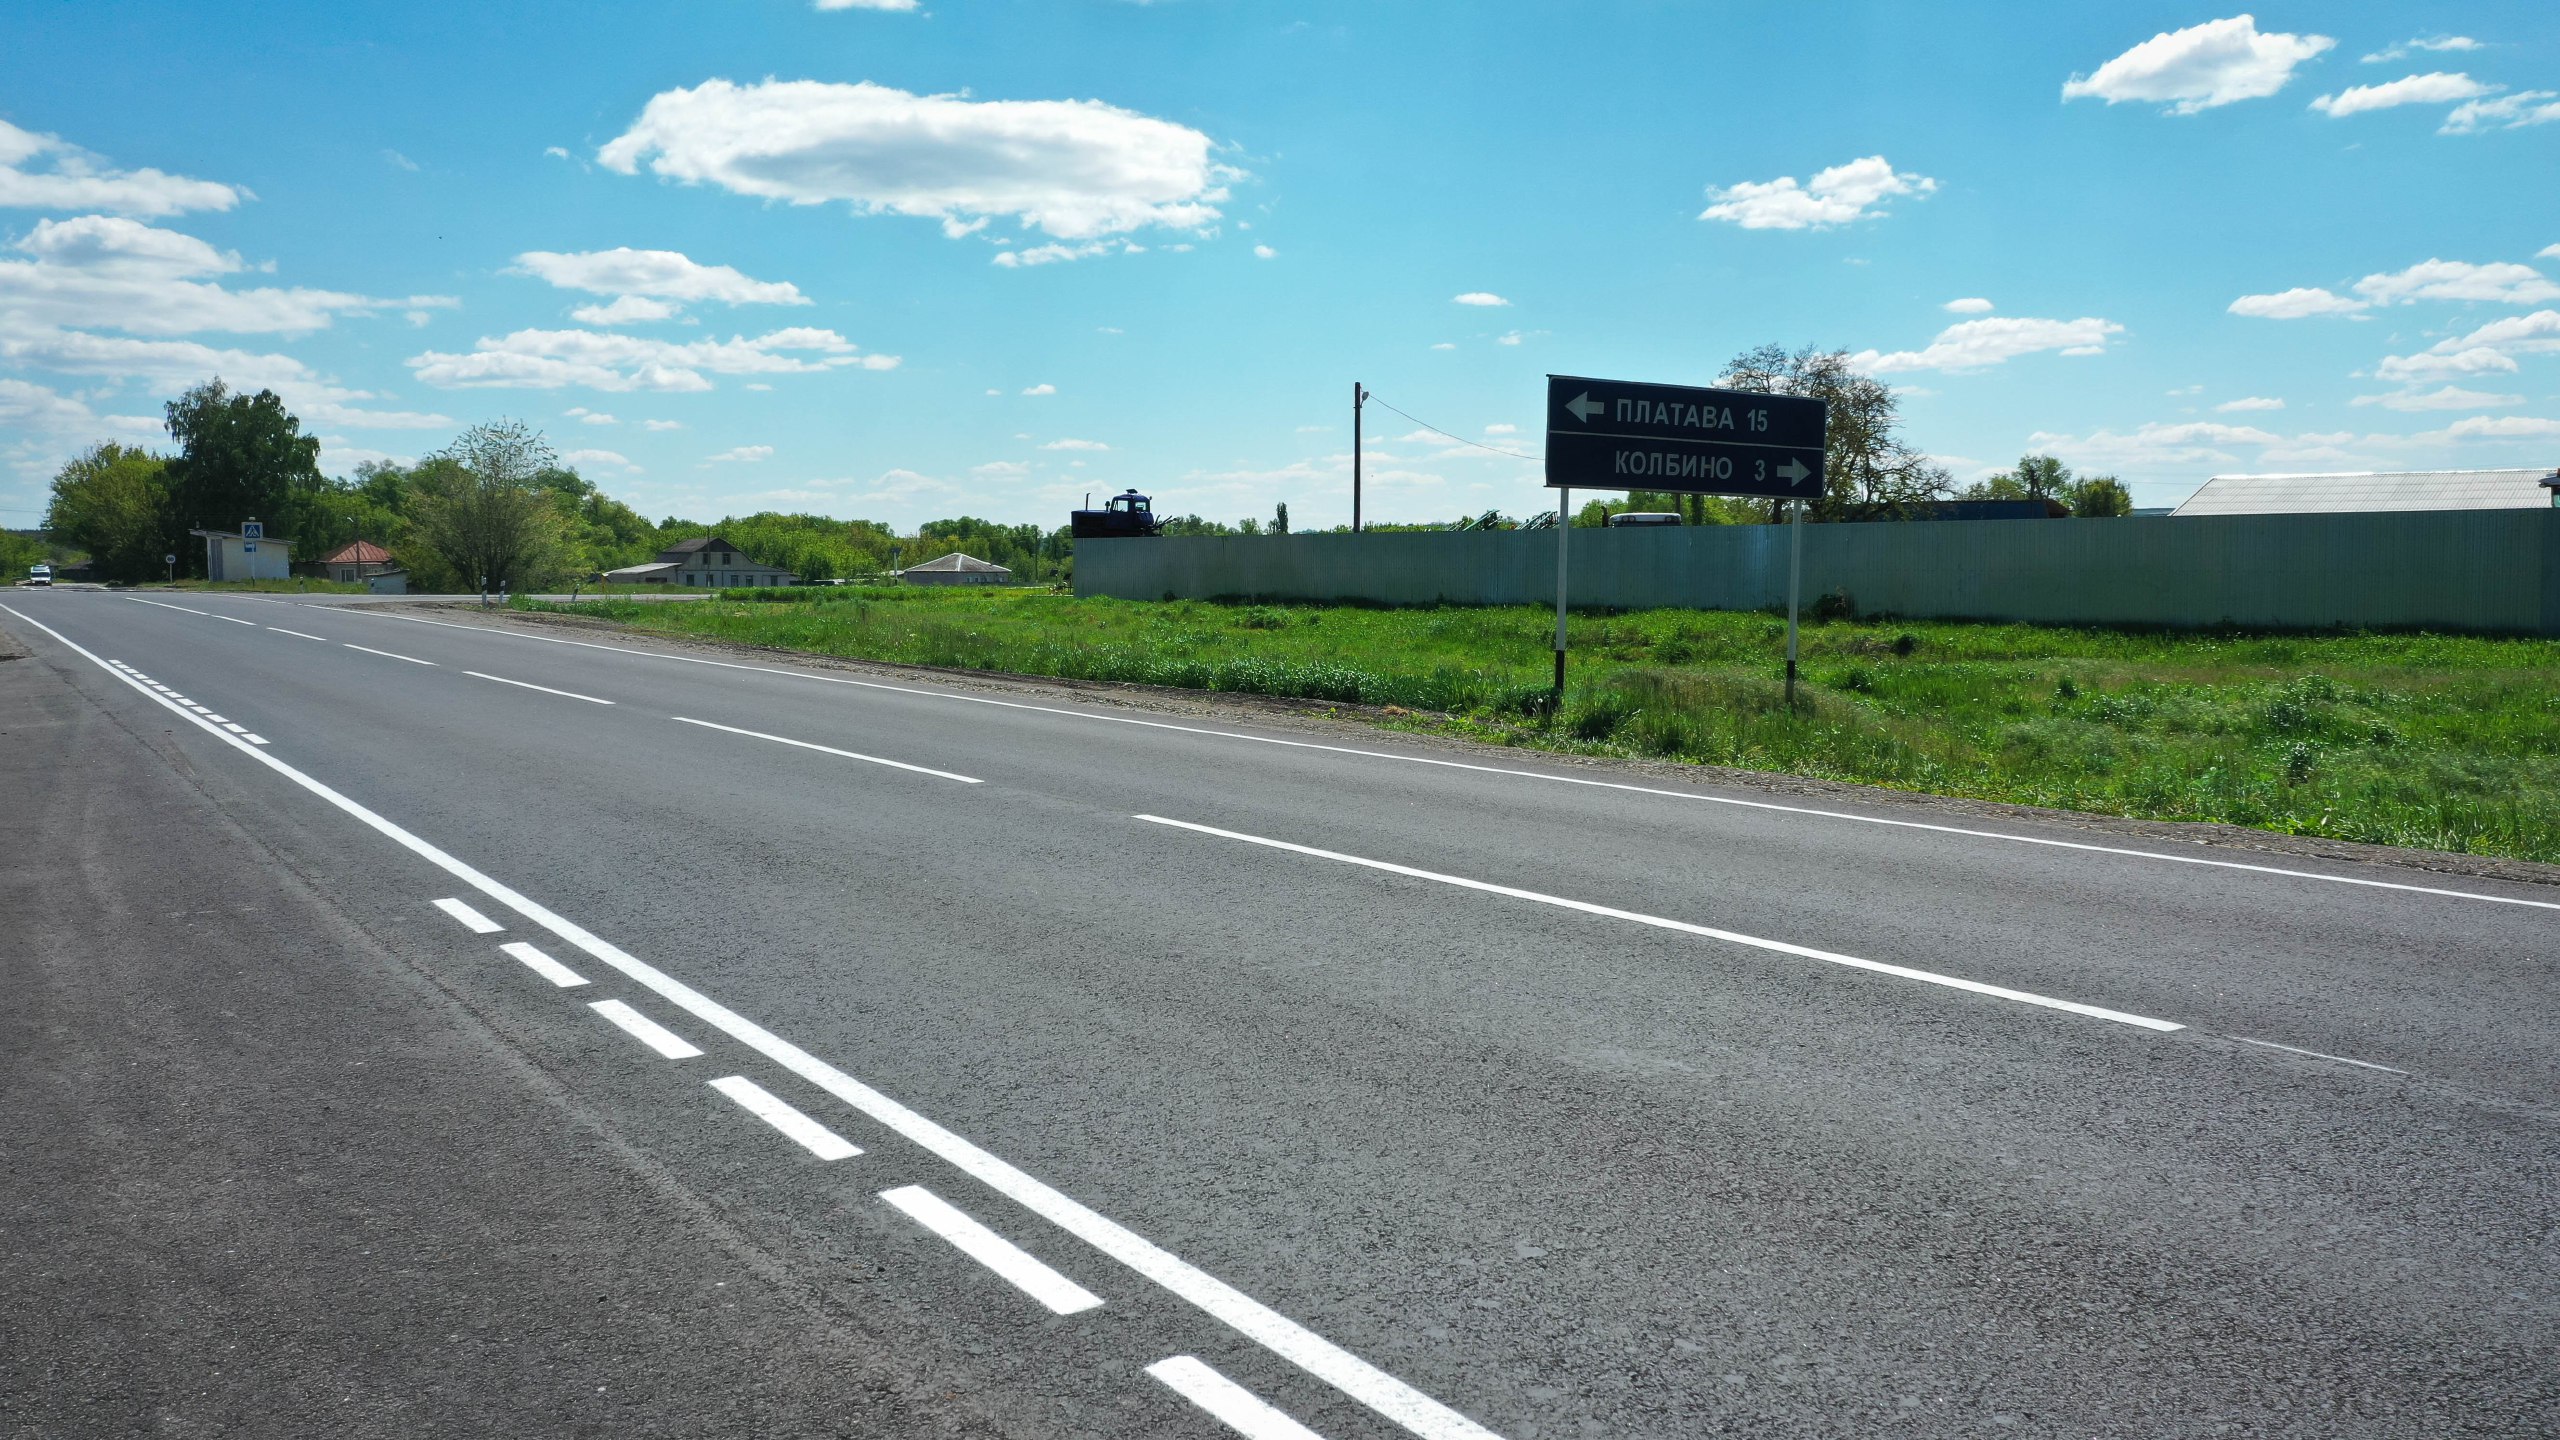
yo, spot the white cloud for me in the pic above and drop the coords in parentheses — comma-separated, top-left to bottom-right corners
(543, 146, 571, 161)
(2374, 346, 2520, 384)
(1942, 297, 1993, 314)
(704, 445, 772, 463)
(2026, 419, 2285, 469)
(2351, 385, 2521, 411)
(1452, 292, 1510, 307)
(1020, 382, 1055, 395)
(814, 0, 918, 9)
(1484, 423, 1517, 435)
(382, 150, 419, 172)
(598, 78, 1233, 241)
(2062, 16, 2335, 114)
(1429, 342, 1456, 351)
(407, 326, 896, 391)
(2364, 36, 2482, 64)
(513, 247, 806, 308)
(2356, 258, 2560, 306)
(2376, 310, 2560, 382)
(2311, 72, 2496, 117)
(971, 460, 1030, 477)
(570, 295, 682, 326)
(0, 215, 413, 336)
(2214, 396, 2283, 412)
(2433, 414, 2560, 440)
(2442, 91, 2560, 134)
(0, 376, 161, 480)
(2227, 286, 2368, 319)
(316, 438, 415, 474)
(1851, 315, 2124, 374)
(2233, 260, 2560, 319)
(2543, 244, 2560, 260)
(991, 240, 1114, 268)
(565, 406, 617, 425)
(1495, 330, 1523, 346)
(641, 418, 683, 431)
(0, 329, 451, 430)
(561, 447, 639, 471)
(1252, 244, 1276, 259)
(1700, 155, 1937, 230)
(1040, 437, 1109, 451)
(0, 119, 242, 216)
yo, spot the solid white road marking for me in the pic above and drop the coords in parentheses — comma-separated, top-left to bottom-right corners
(1149, 1356, 1331, 1440)
(708, 1075, 861, 1160)
(266, 627, 328, 641)
(2231, 1035, 2409, 1074)
(463, 670, 614, 705)
(356, 609, 2560, 913)
(589, 998, 704, 1058)
(433, 897, 504, 933)
(344, 643, 435, 665)
(880, 1184, 1104, 1315)
(502, 940, 589, 988)
(1, 602, 1507, 1440)
(669, 715, 982, 784)
(1136, 813, 2185, 1033)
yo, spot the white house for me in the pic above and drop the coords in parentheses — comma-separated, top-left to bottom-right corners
(190, 520, 291, 581)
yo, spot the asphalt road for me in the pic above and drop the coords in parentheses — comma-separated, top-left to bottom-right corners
(4, 588, 2554, 1439)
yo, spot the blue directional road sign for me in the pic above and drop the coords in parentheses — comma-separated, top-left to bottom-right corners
(1544, 374, 1826, 500)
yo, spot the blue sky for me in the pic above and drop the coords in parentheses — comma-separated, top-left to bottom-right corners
(3, 2, 2556, 531)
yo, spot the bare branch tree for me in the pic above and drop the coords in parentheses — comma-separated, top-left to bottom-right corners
(1719, 344, 1951, 522)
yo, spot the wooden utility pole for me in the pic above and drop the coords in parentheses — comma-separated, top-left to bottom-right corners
(1352, 381, 1368, 532)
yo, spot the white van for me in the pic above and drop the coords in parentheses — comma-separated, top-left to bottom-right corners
(25, 563, 49, 586)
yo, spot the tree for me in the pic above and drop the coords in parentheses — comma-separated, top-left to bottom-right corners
(2066, 474, 2133, 517)
(160, 380, 324, 570)
(1718, 345, 1951, 522)
(45, 443, 172, 581)
(1272, 501, 1289, 535)
(407, 421, 565, 591)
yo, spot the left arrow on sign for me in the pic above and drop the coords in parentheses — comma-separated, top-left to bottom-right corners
(1565, 392, 1604, 423)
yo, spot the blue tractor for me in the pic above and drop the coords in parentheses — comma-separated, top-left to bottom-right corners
(1070, 488, 1163, 539)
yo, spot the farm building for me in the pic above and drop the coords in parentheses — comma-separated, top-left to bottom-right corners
(601, 534, 797, 587)
(2172, 468, 2557, 517)
(899, 552, 1012, 586)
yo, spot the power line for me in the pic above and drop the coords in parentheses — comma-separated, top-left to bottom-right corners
(1361, 395, 1539, 462)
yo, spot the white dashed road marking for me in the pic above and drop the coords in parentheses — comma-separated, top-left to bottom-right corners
(669, 715, 982, 784)
(266, 626, 328, 641)
(881, 1184, 1104, 1316)
(708, 1075, 861, 1160)
(345, 643, 436, 665)
(502, 941, 590, 989)
(465, 670, 614, 705)
(589, 998, 704, 1058)
(1136, 813, 2186, 1033)
(1149, 1356, 1331, 1440)
(434, 897, 505, 933)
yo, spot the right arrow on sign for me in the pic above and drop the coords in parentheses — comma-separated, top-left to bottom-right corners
(1565, 392, 1604, 423)
(1777, 457, 1811, 484)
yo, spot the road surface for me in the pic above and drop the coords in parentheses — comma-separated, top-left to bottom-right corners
(4, 589, 2554, 1438)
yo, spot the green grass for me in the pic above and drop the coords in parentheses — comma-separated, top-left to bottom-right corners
(512, 588, 2560, 864)
(161, 577, 369, 593)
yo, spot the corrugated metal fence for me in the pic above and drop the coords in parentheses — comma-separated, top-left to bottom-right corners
(1076, 510, 2560, 635)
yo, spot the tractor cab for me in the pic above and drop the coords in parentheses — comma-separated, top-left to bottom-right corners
(1070, 488, 1164, 539)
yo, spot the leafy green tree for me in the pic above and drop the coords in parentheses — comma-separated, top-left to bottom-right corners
(2066, 474, 2134, 517)
(0, 529, 53, 580)
(1719, 345, 1951, 522)
(1272, 502, 1289, 535)
(160, 380, 324, 569)
(407, 421, 565, 591)
(45, 443, 172, 581)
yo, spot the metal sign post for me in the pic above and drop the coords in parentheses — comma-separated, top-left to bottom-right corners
(1552, 488, 1570, 702)
(1542, 374, 1827, 708)
(1785, 500, 1805, 704)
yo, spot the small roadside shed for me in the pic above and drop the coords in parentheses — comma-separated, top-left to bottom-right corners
(190, 520, 291, 581)
(898, 552, 1013, 586)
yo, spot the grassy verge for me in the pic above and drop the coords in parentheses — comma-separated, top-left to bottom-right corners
(161, 577, 370, 593)
(513, 588, 2560, 863)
